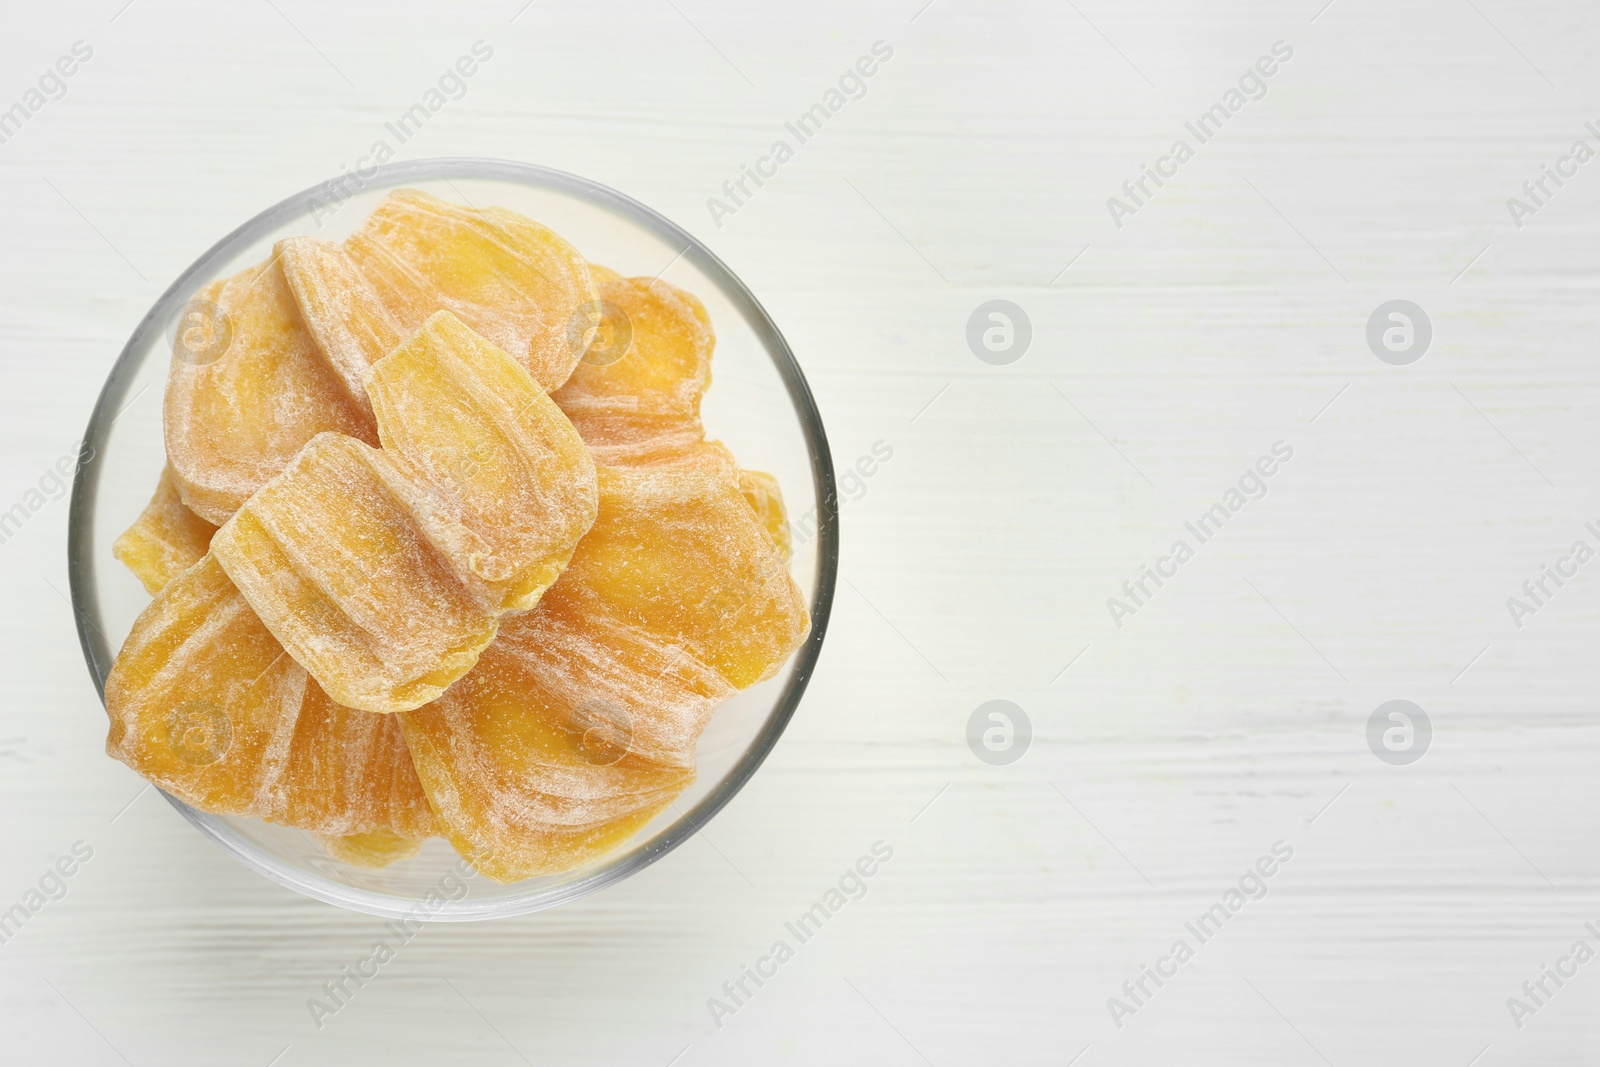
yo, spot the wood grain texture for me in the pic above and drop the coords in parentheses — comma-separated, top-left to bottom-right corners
(1, 0, 1598, 1063)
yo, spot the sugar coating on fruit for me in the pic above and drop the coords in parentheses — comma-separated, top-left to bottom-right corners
(553, 276, 712, 422)
(210, 313, 599, 712)
(113, 465, 219, 594)
(399, 465, 806, 882)
(165, 259, 377, 524)
(550, 277, 790, 556)
(211, 433, 503, 714)
(401, 640, 696, 881)
(104, 556, 435, 838)
(282, 678, 436, 838)
(278, 236, 403, 417)
(366, 310, 599, 612)
(554, 466, 808, 690)
(345, 189, 599, 391)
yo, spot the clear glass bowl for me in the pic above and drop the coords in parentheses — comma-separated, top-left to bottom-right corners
(66, 159, 838, 920)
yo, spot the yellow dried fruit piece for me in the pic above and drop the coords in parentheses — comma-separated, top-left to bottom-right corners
(211, 433, 502, 714)
(210, 313, 597, 712)
(316, 829, 426, 869)
(487, 607, 736, 770)
(401, 623, 700, 881)
(278, 236, 403, 417)
(280, 679, 436, 839)
(366, 311, 599, 612)
(164, 257, 377, 524)
(552, 276, 712, 424)
(400, 465, 805, 882)
(550, 277, 790, 553)
(345, 189, 598, 391)
(104, 557, 435, 838)
(556, 466, 808, 690)
(551, 275, 722, 476)
(106, 555, 304, 814)
(113, 465, 218, 595)
(737, 469, 792, 561)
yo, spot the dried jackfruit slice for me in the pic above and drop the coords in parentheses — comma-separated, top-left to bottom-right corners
(552, 276, 712, 425)
(279, 678, 436, 839)
(400, 622, 699, 881)
(315, 829, 426, 868)
(737, 469, 791, 561)
(553, 466, 809, 690)
(278, 236, 403, 417)
(164, 258, 377, 524)
(106, 555, 305, 815)
(103, 556, 436, 838)
(550, 277, 790, 553)
(211, 433, 502, 714)
(365, 311, 599, 612)
(345, 189, 598, 391)
(400, 465, 806, 882)
(113, 465, 219, 595)
(551, 275, 722, 475)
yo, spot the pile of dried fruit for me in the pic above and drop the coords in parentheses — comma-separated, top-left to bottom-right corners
(104, 190, 808, 882)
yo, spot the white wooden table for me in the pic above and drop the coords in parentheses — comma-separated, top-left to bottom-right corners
(2, 1, 1597, 1063)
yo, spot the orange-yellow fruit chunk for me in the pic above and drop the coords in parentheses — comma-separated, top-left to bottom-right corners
(211, 433, 502, 714)
(400, 465, 807, 882)
(555, 466, 809, 690)
(212, 314, 597, 711)
(315, 829, 426, 868)
(552, 276, 730, 477)
(104, 556, 435, 838)
(164, 258, 377, 524)
(345, 189, 598, 391)
(278, 236, 403, 417)
(551, 276, 790, 554)
(737, 469, 792, 561)
(113, 465, 219, 594)
(366, 311, 599, 612)
(400, 628, 698, 881)
(553, 276, 712, 425)
(281, 678, 436, 839)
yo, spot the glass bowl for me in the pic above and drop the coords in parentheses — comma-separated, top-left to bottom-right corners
(66, 158, 837, 920)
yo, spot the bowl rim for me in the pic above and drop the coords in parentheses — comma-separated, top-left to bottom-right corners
(66, 157, 839, 920)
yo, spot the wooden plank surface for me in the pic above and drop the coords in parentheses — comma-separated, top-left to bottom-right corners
(1, 0, 1597, 1063)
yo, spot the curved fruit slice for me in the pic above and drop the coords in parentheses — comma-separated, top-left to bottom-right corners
(550, 276, 790, 553)
(401, 630, 697, 882)
(104, 556, 436, 837)
(400, 465, 806, 882)
(106, 555, 305, 815)
(278, 236, 403, 417)
(736, 469, 791, 561)
(113, 466, 219, 595)
(212, 314, 597, 712)
(164, 257, 377, 524)
(279, 679, 436, 838)
(550, 276, 720, 475)
(552, 276, 712, 424)
(482, 607, 735, 770)
(344, 189, 598, 391)
(554, 466, 809, 689)
(316, 829, 426, 868)
(211, 433, 502, 714)
(366, 311, 599, 612)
